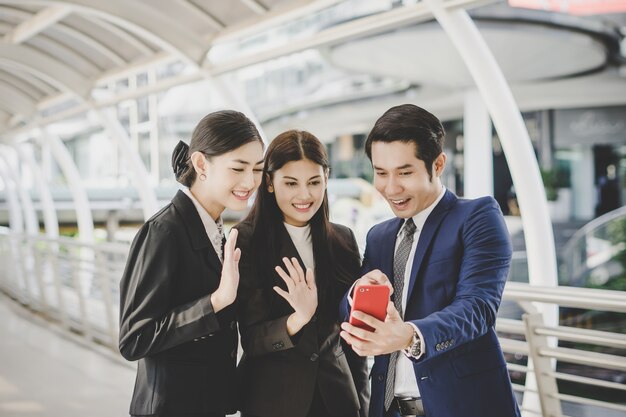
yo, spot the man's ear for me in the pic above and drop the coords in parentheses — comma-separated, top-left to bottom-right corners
(433, 152, 447, 177)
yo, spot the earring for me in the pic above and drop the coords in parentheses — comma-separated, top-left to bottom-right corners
(200, 173, 207, 181)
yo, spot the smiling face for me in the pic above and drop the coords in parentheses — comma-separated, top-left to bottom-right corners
(270, 158, 328, 227)
(371, 140, 446, 219)
(190, 140, 264, 220)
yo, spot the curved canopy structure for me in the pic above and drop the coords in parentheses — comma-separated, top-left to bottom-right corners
(0, 0, 343, 134)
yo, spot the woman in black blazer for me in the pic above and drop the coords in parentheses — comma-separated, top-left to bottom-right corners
(118, 110, 264, 417)
(235, 130, 370, 417)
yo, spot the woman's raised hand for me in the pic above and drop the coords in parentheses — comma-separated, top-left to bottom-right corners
(274, 257, 318, 335)
(211, 228, 241, 312)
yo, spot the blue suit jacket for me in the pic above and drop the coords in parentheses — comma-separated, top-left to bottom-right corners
(342, 190, 521, 417)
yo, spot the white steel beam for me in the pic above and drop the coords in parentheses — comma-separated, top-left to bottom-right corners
(421, 0, 559, 415)
(18, 143, 58, 238)
(174, 0, 225, 31)
(240, 0, 269, 15)
(3, 5, 72, 45)
(0, 61, 57, 95)
(52, 23, 127, 67)
(0, 6, 127, 67)
(204, 0, 490, 74)
(0, 155, 22, 233)
(43, 131, 94, 243)
(420, 0, 559, 286)
(0, 44, 91, 96)
(0, 147, 38, 235)
(0, 72, 44, 100)
(214, 0, 344, 43)
(51, 0, 207, 64)
(96, 108, 159, 220)
(0, 83, 37, 116)
(81, 15, 153, 56)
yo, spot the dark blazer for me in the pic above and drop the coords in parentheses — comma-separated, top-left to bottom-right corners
(235, 220, 369, 417)
(341, 190, 521, 417)
(119, 190, 238, 417)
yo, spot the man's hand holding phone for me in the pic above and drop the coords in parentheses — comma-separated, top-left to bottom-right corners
(341, 277, 414, 357)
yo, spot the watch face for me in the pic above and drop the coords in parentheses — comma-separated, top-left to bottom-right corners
(411, 344, 421, 357)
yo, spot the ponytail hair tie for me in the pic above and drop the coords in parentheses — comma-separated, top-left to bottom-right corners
(171, 140, 190, 182)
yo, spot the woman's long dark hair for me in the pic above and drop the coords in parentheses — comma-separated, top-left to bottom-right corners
(243, 130, 361, 320)
(171, 110, 263, 187)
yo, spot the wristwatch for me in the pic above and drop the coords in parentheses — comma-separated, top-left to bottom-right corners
(403, 327, 422, 358)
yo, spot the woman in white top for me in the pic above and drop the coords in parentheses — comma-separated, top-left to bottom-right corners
(235, 130, 370, 417)
(118, 110, 264, 417)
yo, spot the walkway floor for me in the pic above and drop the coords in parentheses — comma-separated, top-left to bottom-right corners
(0, 295, 134, 417)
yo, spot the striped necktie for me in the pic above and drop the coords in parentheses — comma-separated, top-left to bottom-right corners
(384, 218, 417, 410)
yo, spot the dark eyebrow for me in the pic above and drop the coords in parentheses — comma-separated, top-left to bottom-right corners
(373, 164, 412, 170)
(233, 159, 264, 165)
(283, 175, 322, 181)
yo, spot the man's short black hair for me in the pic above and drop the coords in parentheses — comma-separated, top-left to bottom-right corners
(365, 104, 445, 180)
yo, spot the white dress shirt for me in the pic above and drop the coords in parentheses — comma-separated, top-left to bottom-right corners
(283, 222, 315, 271)
(182, 188, 224, 262)
(394, 186, 446, 398)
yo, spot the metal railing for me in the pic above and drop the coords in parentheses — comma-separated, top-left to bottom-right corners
(499, 282, 626, 417)
(0, 227, 625, 417)
(560, 206, 626, 288)
(0, 228, 128, 348)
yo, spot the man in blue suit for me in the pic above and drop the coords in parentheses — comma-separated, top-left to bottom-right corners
(340, 104, 520, 417)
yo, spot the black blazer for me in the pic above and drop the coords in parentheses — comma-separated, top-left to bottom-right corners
(119, 190, 238, 417)
(235, 220, 370, 417)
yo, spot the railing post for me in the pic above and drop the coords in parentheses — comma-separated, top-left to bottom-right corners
(71, 249, 92, 341)
(30, 237, 49, 313)
(95, 249, 118, 349)
(50, 241, 69, 329)
(523, 313, 563, 417)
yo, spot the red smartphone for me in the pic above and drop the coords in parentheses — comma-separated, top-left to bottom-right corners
(349, 284, 390, 332)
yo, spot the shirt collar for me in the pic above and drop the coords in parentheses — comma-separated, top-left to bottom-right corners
(182, 187, 223, 242)
(397, 186, 446, 236)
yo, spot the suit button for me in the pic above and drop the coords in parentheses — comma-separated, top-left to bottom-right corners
(378, 375, 384, 381)
(230, 321, 236, 330)
(193, 338, 199, 342)
(310, 353, 319, 362)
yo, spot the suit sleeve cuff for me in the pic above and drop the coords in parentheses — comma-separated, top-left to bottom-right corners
(198, 294, 221, 335)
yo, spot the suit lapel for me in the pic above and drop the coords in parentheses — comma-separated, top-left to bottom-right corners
(172, 190, 222, 276)
(406, 190, 457, 299)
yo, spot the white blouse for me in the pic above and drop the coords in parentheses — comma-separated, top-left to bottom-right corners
(283, 222, 315, 271)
